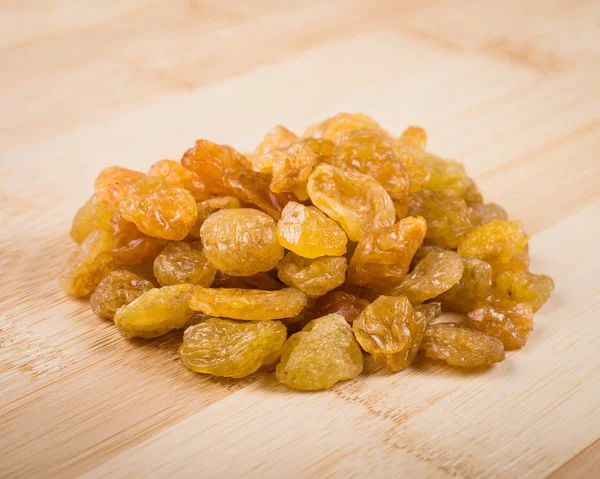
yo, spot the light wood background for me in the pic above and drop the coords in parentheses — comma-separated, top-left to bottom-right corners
(1, 1, 599, 478)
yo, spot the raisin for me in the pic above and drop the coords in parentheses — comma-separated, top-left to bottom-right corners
(470, 203, 508, 226)
(313, 291, 369, 323)
(268, 142, 318, 193)
(119, 176, 198, 241)
(408, 189, 476, 249)
(70, 195, 113, 243)
(148, 159, 210, 201)
(276, 313, 363, 390)
(180, 318, 287, 378)
(414, 302, 442, 325)
(398, 126, 427, 151)
(277, 201, 347, 258)
(437, 257, 492, 313)
(392, 143, 430, 194)
(331, 129, 409, 216)
(188, 286, 307, 320)
(348, 216, 427, 288)
(181, 139, 250, 195)
(60, 229, 115, 297)
(153, 241, 216, 287)
(304, 112, 382, 142)
(90, 269, 154, 319)
(467, 296, 534, 349)
(110, 213, 166, 265)
(493, 270, 554, 312)
(307, 164, 395, 242)
(201, 208, 284, 276)
(301, 137, 335, 163)
(457, 220, 528, 275)
(187, 196, 241, 240)
(114, 284, 194, 339)
(419, 153, 482, 203)
(222, 169, 293, 219)
(353, 296, 425, 371)
(255, 125, 299, 158)
(276, 252, 347, 297)
(94, 166, 145, 210)
(388, 250, 464, 304)
(420, 323, 505, 367)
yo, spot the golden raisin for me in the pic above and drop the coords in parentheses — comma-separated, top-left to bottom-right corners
(90, 269, 154, 319)
(276, 313, 363, 391)
(255, 125, 299, 158)
(420, 323, 505, 367)
(119, 176, 198, 241)
(153, 241, 216, 287)
(307, 164, 395, 242)
(70, 195, 113, 243)
(110, 213, 166, 265)
(180, 318, 287, 378)
(353, 296, 424, 372)
(188, 286, 307, 320)
(467, 296, 534, 349)
(304, 112, 382, 142)
(276, 252, 347, 297)
(313, 291, 369, 323)
(414, 302, 442, 325)
(181, 139, 250, 195)
(60, 229, 115, 297)
(114, 284, 194, 339)
(277, 201, 347, 258)
(268, 142, 318, 194)
(148, 159, 210, 201)
(437, 257, 492, 313)
(187, 196, 241, 240)
(94, 166, 145, 210)
(201, 208, 284, 276)
(398, 126, 427, 151)
(470, 203, 508, 226)
(494, 270, 554, 312)
(348, 216, 427, 288)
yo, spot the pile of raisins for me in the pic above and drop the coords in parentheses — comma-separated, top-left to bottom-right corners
(61, 113, 554, 391)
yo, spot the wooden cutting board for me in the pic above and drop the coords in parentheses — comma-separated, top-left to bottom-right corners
(1, 1, 599, 477)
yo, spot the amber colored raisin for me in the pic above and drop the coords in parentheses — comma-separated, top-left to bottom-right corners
(94, 166, 145, 210)
(276, 252, 347, 297)
(181, 139, 250, 195)
(398, 126, 427, 151)
(301, 137, 335, 163)
(348, 216, 426, 288)
(420, 323, 505, 367)
(419, 153, 482, 203)
(180, 318, 287, 378)
(331, 129, 409, 215)
(470, 203, 508, 226)
(148, 159, 210, 201)
(276, 313, 363, 391)
(353, 296, 424, 371)
(153, 241, 216, 287)
(408, 189, 476, 249)
(304, 112, 382, 142)
(437, 257, 492, 313)
(188, 286, 307, 320)
(222, 169, 293, 219)
(255, 125, 299, 158)
(392, 143, 430, 194)
(70, 195, 114, 243)
(119, 176, 198, 241)
(269, 142, 318, 194)
(414, 302, 442, 325)
(60, 229, 115, 297)
(187, 196, 241, 240)
(313, 291, 369, 323)
(388, 250, 464, 304)
(201, 208, 284, 276)
(457, 220, 528, 275)
(277, 201, 347, 258)
(90, 269, 154, 319)
(307, 164, 395, 242)
(110, 213, 166, 265)
(114, 284, 194, 339)
(494, 270, 554, 312)
(467, 296, 534, 349)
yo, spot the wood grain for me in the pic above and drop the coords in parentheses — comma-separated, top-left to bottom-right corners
(1, 1, 599, 477)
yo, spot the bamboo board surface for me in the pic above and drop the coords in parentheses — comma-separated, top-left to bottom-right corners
(1, 1, 599, 477)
